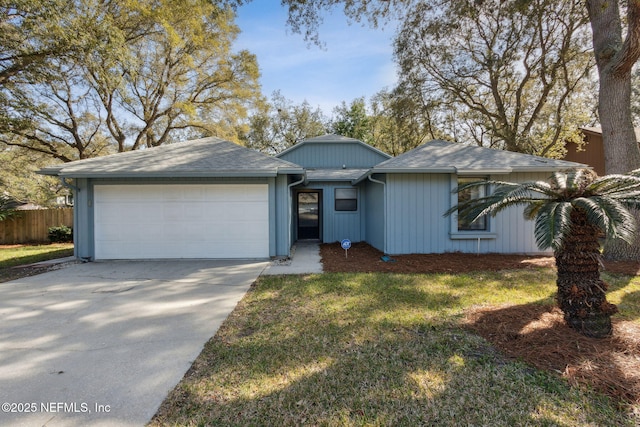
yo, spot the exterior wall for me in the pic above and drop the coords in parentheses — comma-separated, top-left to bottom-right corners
(294, 181, 364, 243)
(564, 131, 605, 176)
(274, 174, 294, 256)
(73, 178, 92, 260)
(363, 176, 385, 252)
(72, 176, 291, 260)
(383, 172, 552, 255)
(278, 142, 388, 168)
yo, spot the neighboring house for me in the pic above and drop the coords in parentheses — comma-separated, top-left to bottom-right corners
(40, 135, 584, 260)
(563, 126, 640, 176)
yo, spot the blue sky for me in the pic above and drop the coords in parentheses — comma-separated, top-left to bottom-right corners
(234, 1, 398, 117)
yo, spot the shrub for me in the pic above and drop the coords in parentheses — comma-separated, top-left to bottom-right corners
(48, 225, 73, 243)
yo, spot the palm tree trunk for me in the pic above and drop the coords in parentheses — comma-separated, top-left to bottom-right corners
(554, 210, 618, 338)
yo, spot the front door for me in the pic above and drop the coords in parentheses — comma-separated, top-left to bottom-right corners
(297, 191, 321, 240)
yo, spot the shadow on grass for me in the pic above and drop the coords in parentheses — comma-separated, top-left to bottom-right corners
(464, 302, 640, 406)
(151, 273, 633, 426)
(0, 247, 74, 269)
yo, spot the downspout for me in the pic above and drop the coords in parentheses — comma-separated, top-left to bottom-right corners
(287, 175, 306, 256)
(59, 177, 79, 193)
(367, 174, 386, 253)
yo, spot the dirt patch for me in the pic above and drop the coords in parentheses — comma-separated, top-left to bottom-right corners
(0, 264, 65, 283)
(320, 242, 640, 405)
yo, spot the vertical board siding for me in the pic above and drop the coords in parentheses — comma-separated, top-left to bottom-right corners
(0, 208, 73, 244)
(298, 181, 363, 243)
(322, 181, 361, 243)
(278, 143, 388, 168)
(385, 172, 550, 255)
(363, 179, 385, 251)
(274, 174, 292, 256)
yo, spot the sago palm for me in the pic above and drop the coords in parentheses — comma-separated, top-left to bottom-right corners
(446, 168, 640, 338)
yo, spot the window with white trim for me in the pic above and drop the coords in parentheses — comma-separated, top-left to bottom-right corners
(457, 177, 488, 231)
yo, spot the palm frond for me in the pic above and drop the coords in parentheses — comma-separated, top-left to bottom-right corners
(573, 196, 637, 244)
(534, 201, 573, 250)
(444, 181, 532, 222)
(445, 181, 549, 222)
(523, 200, 548, 220)
(549, 171, 568, 191)
(564, 169, 587, 191)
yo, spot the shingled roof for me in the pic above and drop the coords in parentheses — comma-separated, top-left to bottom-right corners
(39, 137, 304, 178)
(371, 140, 586, 175)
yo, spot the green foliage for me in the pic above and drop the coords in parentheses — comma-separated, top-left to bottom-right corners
(447, 169, 640, 251)
(0, 195, 19, 222)
(241, 91, 328, 154)
(0, 0, 72, 86)
(394, 0, 595, 156)
(48, 225, 73, 243)
(330, 97, 371, 142)
(0, 243, 73, 271)
(1, 0, 261, 161)
(0, 147, 64, 206)
(276, 0, 597, 157)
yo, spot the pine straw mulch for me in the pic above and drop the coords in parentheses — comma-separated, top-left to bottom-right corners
(464, 304, 640, 406)
(320, 242, 640, 406)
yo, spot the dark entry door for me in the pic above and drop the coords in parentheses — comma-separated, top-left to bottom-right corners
(297, 191, 320, 239)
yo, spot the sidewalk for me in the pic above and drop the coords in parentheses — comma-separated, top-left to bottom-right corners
(261, 240, 323, 275)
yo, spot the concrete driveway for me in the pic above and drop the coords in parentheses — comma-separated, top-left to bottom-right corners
(0, 260, 267, 427)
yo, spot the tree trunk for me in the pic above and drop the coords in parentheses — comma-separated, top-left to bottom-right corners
(554, 210, 617, 338)
(586, 0, 640, 260)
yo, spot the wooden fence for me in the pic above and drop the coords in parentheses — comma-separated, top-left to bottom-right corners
(0, 208, 73, 244)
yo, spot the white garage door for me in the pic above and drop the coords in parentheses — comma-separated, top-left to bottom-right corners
(94, 184, 269, 259)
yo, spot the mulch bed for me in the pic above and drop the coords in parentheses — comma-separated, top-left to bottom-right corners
(320, 241, 640, 275)
(320, 242, 640, 406)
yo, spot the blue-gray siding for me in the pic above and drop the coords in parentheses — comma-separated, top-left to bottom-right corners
(363, 177, 385, 251)
(294, 181, 364, 243)
(382, 172, 551, 255)
(278, 142, 388, 168)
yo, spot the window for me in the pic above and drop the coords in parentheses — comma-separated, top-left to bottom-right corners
(335, 188, 357, 211)
(457, 177, 487, 231)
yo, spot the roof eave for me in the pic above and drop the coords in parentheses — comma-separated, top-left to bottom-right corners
(371, 167, 457, 174)
(277, 167, 306, 175)
(455, 168, 512, 175)
(37, 168, 64, 176)
(54, 171, 283, 179)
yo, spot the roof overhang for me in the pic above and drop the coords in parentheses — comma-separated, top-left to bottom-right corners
(353, 165, 588, 183)
(38, 167, 305, 179)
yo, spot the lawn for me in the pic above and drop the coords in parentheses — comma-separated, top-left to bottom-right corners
(151, 269, 640, 426)
(0, 243, 74, 282)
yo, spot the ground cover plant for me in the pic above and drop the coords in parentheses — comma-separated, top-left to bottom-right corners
(0, 243, 74, 282)
(151, 265, 640, 426)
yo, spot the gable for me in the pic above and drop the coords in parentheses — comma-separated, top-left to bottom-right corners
(276, 134, 391, 169)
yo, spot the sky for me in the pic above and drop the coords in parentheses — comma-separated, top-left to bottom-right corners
(234, 1, 398, 117)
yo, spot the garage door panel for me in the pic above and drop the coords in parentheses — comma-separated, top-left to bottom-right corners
(94, 184, 269, 259)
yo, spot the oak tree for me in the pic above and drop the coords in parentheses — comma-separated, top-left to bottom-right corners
(0, 0, 261, 160)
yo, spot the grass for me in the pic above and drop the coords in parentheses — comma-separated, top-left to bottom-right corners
(151, 269, 640, 426)
(0, 243, 74, 282)
(0, 243, 74, 268)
